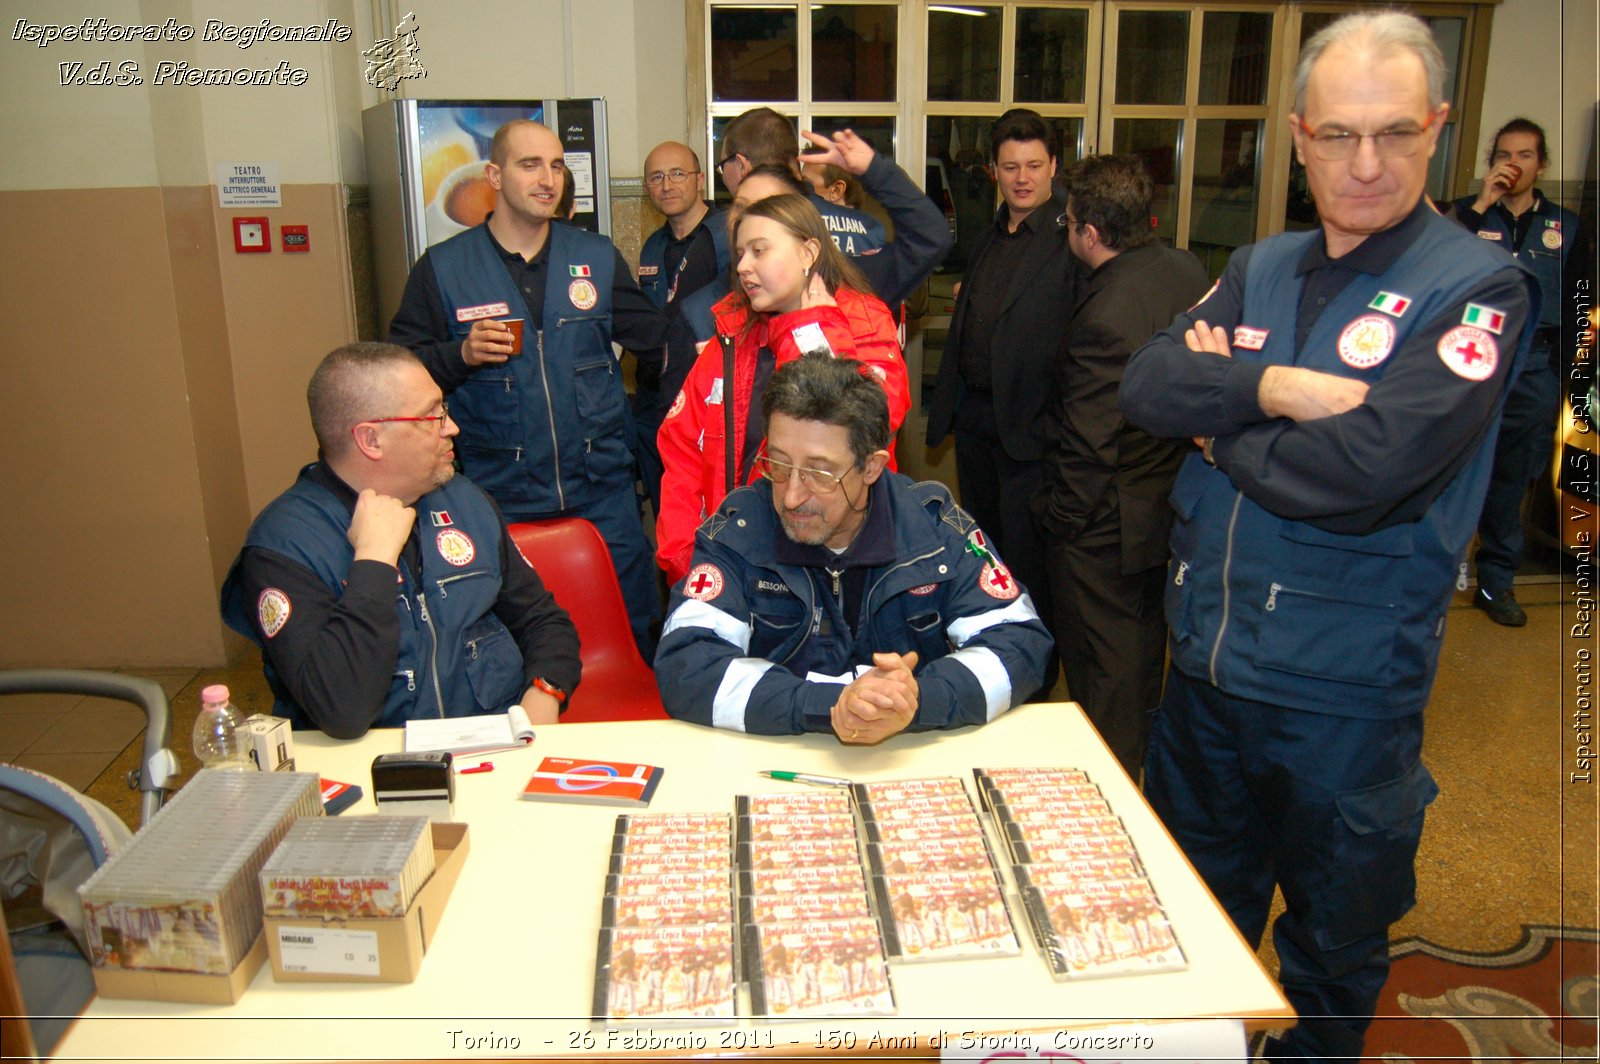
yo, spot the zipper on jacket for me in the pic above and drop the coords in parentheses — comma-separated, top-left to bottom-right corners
(1456, 561, 1469, 592)
(1207, 493, 1245, 687)
(435, 571, 488, 599)
(395, 669, 416, 692)
(417, 591, 446, 717)
(1265, 583, 1280, 612)
(1174, 561, 1189, 586)
(535, 328, 565, 510)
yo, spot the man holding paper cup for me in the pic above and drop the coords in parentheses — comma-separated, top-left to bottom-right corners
(222, 343, 581, 739)
(389, 119, 670, 658)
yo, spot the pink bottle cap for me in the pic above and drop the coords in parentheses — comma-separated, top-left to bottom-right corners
(201, 684, 231, 705)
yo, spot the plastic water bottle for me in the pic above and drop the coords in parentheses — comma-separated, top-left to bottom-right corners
(192, 684, 252, 770)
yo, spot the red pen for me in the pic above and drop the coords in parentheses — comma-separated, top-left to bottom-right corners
(460, 761, 494, 775)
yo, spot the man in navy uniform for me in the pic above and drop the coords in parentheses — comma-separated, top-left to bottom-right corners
(222, 343, 580, 739)
(388, 120, 668, 654)
(1121, 12, 1537, 1061)
(1448, 117, 1589, 626)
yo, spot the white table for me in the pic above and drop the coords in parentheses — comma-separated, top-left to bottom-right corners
(57, 703, 1291, 1062)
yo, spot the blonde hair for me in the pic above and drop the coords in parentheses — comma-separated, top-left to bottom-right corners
(729, 193, 872, 326)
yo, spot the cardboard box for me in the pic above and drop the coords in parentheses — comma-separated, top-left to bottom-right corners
(265, 822, 469, 984)
(92, 932, 267, 1004)
(240, 714, 296, 772)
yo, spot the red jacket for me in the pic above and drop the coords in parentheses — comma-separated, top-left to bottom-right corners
(655, 286, 910, 582)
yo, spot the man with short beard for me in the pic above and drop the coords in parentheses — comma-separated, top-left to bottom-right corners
(654, 355, 1051, 739)
(221, 343, 579, 738)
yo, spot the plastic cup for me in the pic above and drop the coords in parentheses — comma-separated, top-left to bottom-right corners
(504, 318, 524, 356)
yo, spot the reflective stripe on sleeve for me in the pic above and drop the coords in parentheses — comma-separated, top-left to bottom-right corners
(712, 658, 776, 731)
(945, 594, 1040, 647)
(944, 646, 1012, 721)
(661, 598, 752, 650)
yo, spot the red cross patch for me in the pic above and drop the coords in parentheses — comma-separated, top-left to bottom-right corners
(684, 563, 725, 601)
(979, 562, 1019, 600)
(1436, 325, 1498, 381)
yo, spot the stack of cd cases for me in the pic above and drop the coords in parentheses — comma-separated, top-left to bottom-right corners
(260, 815, 435, 919)
(79, 770, 322, 975)
(973, 767, 1187, 981)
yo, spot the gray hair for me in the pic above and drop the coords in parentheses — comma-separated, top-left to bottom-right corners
(1293, 11, 1446, 114)
(307, 342, 421, 456)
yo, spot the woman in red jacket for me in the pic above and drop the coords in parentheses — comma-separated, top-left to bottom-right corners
(655, 192, 909, 583)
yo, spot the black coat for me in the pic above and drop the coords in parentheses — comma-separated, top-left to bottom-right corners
(925, 196, 1078, 462)
(1035, 241, 1210, 572)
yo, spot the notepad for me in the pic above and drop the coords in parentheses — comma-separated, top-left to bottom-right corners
(403, 705, 536, 755)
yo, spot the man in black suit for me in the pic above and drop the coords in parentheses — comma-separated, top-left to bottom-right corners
(926, 109, 1078, 698)
(1033, 154, 1209, 775)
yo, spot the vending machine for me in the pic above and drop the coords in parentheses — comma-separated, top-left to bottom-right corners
(363, 98, 611, 328)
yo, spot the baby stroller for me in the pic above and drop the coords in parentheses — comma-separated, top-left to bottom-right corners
(0, 670, 179, 1057)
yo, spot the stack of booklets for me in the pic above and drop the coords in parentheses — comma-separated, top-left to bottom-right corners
(855, 777, 1020, 962)
(78, 770, 322, 975)
(973, 767, 1186, 980)
(260, 815, 435, 919)
(736, 789, 895, 1018)
(594, 813, 736, 1022)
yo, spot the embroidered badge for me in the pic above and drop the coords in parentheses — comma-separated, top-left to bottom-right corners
(638, 264, 660, 277)
(1462, 303, 1506, 335)
(667, 389, 687, 419)
(455, 302, 511, 323)
(907, 583, 938, 596)
(1368, 291, 1412, 317)
(568, 278, 598, 311)
(684, 563, 724, 601)
(1476, 230, 1504, 241)
(1232, 325, 1269, 351)
(569, 264, 592, 278)
(257, 588, 291, 639)
(1542, 228, 1563, 250)
(755, 579, 791, 595)
(436, 528, 476, 567)
(979, 562, 1020, 601)
(1437, 325, 1499, 381)
(1337, 314, 1397, 370)
(430, 510, 453, 527)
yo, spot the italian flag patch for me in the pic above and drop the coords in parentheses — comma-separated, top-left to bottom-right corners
(1462, 303, 1506, 334)
(569, 264, 591, 277)
(1368, 291, 1411, 317)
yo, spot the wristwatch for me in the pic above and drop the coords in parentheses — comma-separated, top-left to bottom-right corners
(531, 677, 566, 704)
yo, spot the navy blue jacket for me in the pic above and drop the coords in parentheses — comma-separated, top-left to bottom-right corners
(638, 205, 729, 310)
(654, 473, 1053, 735)
(1451, 190, 1583, 332)
(222, 471, 531, 732)
(1122, 205, 1538, 718)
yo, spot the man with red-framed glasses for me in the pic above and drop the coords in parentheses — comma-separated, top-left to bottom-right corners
(221, 342, 579, 738)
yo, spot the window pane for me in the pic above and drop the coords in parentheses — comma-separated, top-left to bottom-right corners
(1424, 17, 1464, 105)
(1014, 7, 1089, 104)
(1198, 11, 1272, 106)
(1188, 119, 1262, 278)
(812, 4, 897, 102)
(928, 6, 1002, 101)
(1115, 11, 1188, 106)
(711, 5, 798, 102)
(1113, 118, 1181, 243)
(1051, 117, 1085, 168)
(1427, 123, 1454, 203)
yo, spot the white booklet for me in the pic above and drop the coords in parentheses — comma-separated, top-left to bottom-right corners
(403, 704, 536, 755)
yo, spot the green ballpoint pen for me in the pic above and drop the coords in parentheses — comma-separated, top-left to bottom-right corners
(759, 769, 853, 787)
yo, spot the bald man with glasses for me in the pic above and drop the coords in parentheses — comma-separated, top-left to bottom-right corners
(222, 343, 580, 739)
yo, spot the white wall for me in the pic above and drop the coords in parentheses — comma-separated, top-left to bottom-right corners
(1473, 0, 1595, 182)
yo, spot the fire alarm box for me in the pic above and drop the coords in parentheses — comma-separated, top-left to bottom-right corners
(281, 225, 310, 253)
(233, 217, 271, 253)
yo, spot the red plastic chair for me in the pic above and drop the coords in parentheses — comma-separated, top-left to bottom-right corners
(506, 519, 667, 723)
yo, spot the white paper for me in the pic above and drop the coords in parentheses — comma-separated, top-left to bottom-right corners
(275, 926, 381, 977)
(565, 151, 595, 196)
(215, 160, 282, 207)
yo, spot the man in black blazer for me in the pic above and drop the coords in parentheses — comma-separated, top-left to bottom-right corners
(926, 110, 1078, 698)
(1033, 154, 1210, 775)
